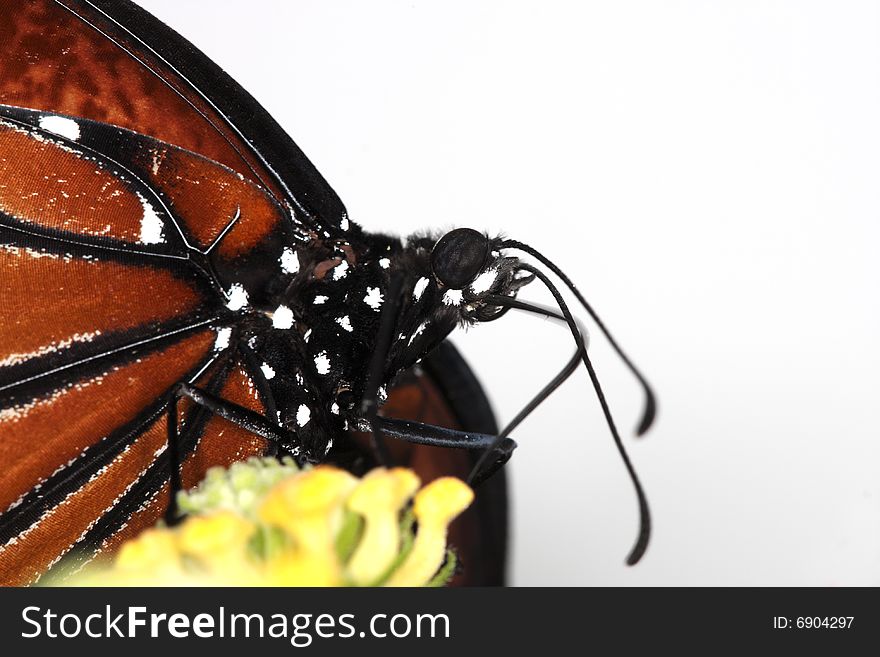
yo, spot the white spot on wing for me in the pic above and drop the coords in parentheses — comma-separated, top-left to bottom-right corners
(379, 257, 391, 269)
(272, 304, 294, 329)
(330, 402, 340, 415)
(0, 331, 101, 368)
(136, 192, 164, 244)
(364, 287, 383, 311)
(413, 277, 429, 300)
(336, 315, 353, 332)
(314, 295, 328, 305)
(280, 247, 299, 274)
(260, 363, 276, 380)
(150, 149, 163, 175)
(443, 289, 464, 306)
(296, 404, 311, 427)
(226, 284, 249, 311)
(38, 115, 80, 141)
(314, 351, 331, 375)
(214, 327, 232, 351)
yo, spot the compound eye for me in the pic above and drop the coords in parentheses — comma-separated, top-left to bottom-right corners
(430, 228, 490, 289)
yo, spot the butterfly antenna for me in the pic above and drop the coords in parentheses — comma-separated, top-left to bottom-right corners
(519, 263, 651, 565)
(500, 239, 657, 436)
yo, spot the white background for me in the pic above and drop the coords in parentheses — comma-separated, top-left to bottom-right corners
(136, 0, 880, 585)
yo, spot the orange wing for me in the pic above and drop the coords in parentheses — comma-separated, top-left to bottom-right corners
(0, 1, 508, 586)
(0, 106, 293, 584)
(0, 0, 350, 234)
(0, 0, 343, 584)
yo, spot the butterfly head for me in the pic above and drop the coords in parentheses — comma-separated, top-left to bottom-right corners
(428, 228, 532, 322)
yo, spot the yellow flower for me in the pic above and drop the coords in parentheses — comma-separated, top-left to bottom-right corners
(177, 512, 258, 585)
(259, 466, 357, 585)
(385, 477, 474, 587)
(61, 460, 473, 587)
(114, 527, 180, 574)
(346, 468, 420, 585)
(107, 528, 185, 586)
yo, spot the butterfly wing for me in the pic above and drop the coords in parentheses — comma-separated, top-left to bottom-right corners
(0, 0, 340, 583)
(0, 0, 349, 235)
(0, 0, 508, 585)
(0, 105, 291, 583)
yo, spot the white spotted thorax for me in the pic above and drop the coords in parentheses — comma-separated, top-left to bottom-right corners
(211, 221, 528, 467)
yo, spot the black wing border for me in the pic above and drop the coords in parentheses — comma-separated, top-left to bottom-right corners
(64, 0, 349, 230)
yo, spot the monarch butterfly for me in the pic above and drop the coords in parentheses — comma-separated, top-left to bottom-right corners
(0, 0, 655, 586)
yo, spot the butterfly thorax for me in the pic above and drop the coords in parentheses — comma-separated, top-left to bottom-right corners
(242, 229, 530, 460)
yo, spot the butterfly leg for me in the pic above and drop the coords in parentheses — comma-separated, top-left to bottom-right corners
(359, 271, 405, 466)
(370, 416, 517, 487)
(236, 338, 282, 457)
(162, 381, 300, 525)
(370, 297, 587, 487)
